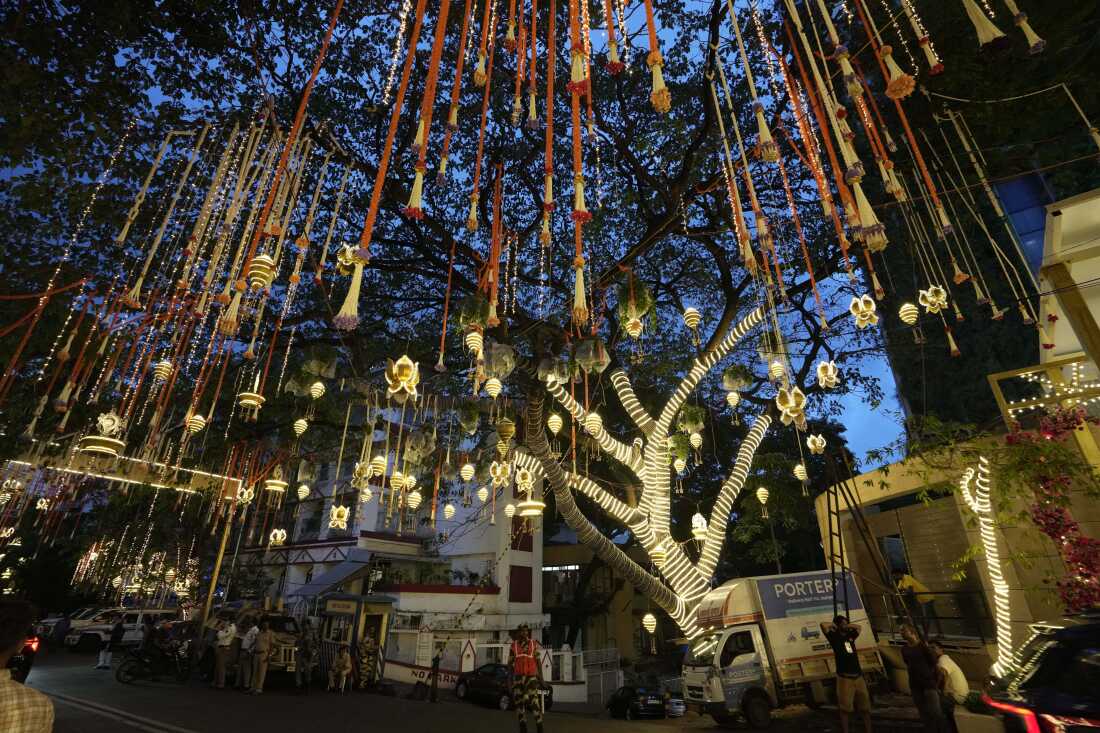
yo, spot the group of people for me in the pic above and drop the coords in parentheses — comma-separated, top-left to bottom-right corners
(210, 617, 278, 694)
(823, 615, 969, 733)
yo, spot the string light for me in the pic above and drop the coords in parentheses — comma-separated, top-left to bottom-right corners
(383, 0, 415, 106)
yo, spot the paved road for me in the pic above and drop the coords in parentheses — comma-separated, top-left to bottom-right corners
(25, 646, 917, 733)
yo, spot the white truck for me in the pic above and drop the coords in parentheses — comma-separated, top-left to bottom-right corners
(683, 570, 883, 728)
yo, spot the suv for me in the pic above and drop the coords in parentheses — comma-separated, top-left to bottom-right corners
(66, 608, 181, 653)
(983, 618, 1100, 732)
(39, 607, 118, 640)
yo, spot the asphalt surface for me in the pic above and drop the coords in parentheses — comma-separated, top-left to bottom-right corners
(26, 645, 921, 733)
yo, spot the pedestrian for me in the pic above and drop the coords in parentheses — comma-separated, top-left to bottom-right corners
(213, 618, 236, 689)
(930, 640, 969, 733)
(900, 624, 948, 732)
(356, 628, 377, 689)
(96, 614, 125, 670)
(328, 644, 352, 693)
(0, 599, 54, 732)
(429, 649, 441, 702)
(820, 615, 871, 733)
(235, 618, 258, 691)
(250, 620, 274, 695)
(140, 615, 157, 653)
(295, 619, 315, 694)
(894, 569, 942, 636)
(51, 615, 71, 649)
(508, 624, 544, 733)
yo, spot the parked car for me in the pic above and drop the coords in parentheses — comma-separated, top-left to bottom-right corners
(5, 632, 40, 683)
(66, 608, 181, 652)
(455, 663, 554, 712)
(607, 686, 668, 720)
(982, 618, 1100, 732)
(38, 607, 117, 641)
(666, 695, 687, 717)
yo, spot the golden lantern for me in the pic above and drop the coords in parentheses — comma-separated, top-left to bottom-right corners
(682, 307, 701, 330)
(768, 360, 785, 382)
(477, 486, 489, 503)
(153, 360, 173, 383)
(816, 361, 839, 390)
(625, 318, 643, 339)
(370, 455, 387, 477)
(389, 471, 405, 491)
(651, 540, 667, 567)
(385, 355, 420, 402)
(489, 460, 510, 487)
(460, 463, 476, 482)
(264, 467, 288, 493)
(297, 484, 310, 501)
(849, 294, 879, 329)
(404, 474, 417, 490)
(328, 504, 350, 530)
(806, 434, 827, 455)
(293, 418, 309, 437)
(725, 391, 740, 408)
(406, 489, 423, 510)
(756, 487, 770, 519)
(689, 432, 703, 450)
(484, 377, 502, 399)
(236, 487, 255, 504)
(504, 503, 516, 518)
(465, 329, 484, 355)
(583, 412, 602, 435)
(919, 285, 948, 315)
(496, 417, 516, 444)
(793, 464, 808, 482)
(547, 413, 563, 435)
(78, 411, 126, 458)
(360, 486, 373, 503)
(517, 496, 545, 517)
(186, 414, 207, 434)
(309, 381, 326, 400)
(443, 503, 456, 520)
(237, 390, 265, 419)
(269, 528, 287, 546)
(247, 253, 276, 291)
(899, 302, 919, 325)
(691, 512, 708, 541)
(642, 612, 657, 634)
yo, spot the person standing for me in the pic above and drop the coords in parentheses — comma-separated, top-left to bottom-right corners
(820, 615, 872, 733)
(51, 615, 71, 649)
(295, 620, 315, 694)
(894, 570, 942, 636)
(250, 620, 274, 695)
(508, 624, 544, 733)
(1, 600, 54, 733)
(930, 640, 969, 733)
(900, 624, 948, 732)
(96, 614, 124, 670)
(235, 619, 257, 691)
(213, 619, 236, 689)
(356, 628, 377, 689)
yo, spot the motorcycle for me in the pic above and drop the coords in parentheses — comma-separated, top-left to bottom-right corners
(116, 640, 191, 684)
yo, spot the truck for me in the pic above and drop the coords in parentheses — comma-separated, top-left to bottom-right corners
(682, 570, 883, 729)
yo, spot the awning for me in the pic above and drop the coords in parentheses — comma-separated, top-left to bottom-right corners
(287, 548, 373, 598)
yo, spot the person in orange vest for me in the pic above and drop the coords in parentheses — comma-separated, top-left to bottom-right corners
(508, 624, 544, 733)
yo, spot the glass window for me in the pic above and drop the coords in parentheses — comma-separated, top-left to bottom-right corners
(686, 633, 722, 666)
(123, 613, 140, 625)
(719, 631, 755, 667)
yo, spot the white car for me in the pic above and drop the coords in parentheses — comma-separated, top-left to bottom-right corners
(66, 608, 181, 652)
(40, 607, 121, 640)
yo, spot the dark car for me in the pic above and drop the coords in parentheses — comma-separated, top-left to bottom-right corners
(607, 686, 668, 720)
(5, 632, 40, 683)
(983, 619, 1100, 733)
(454, 663, 553, 712)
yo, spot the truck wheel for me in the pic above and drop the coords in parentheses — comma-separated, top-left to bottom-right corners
(743, 694, 772, 729)
(712, 713, 739, 729)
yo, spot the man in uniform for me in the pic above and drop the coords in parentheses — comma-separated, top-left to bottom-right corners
(508, 624, 544, 733)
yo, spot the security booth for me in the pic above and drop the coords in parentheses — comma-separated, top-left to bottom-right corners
(318, 592, 394, 687)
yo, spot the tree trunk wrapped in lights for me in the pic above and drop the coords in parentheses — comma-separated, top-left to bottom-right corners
(518, 306, 769, 636)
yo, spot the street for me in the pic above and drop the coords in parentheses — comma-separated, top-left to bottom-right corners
(23, 646, 923, 733)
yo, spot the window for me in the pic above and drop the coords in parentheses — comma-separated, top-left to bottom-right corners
(509, 565, 533, 603)
(511, 516, 533, 551)
(719, 631, 755, 667)
(123, 613, 139, 625)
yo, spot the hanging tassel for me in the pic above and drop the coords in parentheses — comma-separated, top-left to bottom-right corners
(586, 111, 594, 137)
(973, 280, 990, 305)
(757, 215, 774, 257)
(218, 287, 243, 336)
(487, 301, 499, 328)
(1018, 303, 1035, 324)
(543, 172, 555, 212)
(946, 327, 961, 357)
(881, 45, 916, 100)
(466, 193, 479, 231)
(473, 52, 488, 86)
(953, 301, 965, 322)
(918, 36, 945, 75)
(607, 39, 624, 74)
(123, 277, 144, 309)
(540, 214, 551, 246)
(571, 174, 591, 223)
(53, 382, 73, 412)
(57, 329, 77, 364)
(568, 50, 589, 95)
(960, 0, 1009, 50)
(871, 271, 885, 300)
(836, 108, 857, 144)
(951, 259, 971, 284)
(889, 169, 906, 202)
(410, 118, 425, 157)
(446, 104, 460, 133)
(505, 21, 516, 51)
(333, 261, 365, 331)
(647, 52, 671, 114)
(512, 95, 522, 126)
(1038, 324, 1055, 350)
(435, 352, 446, 373)
(436, 155, 449, 185)
(526, 91, 538, 130)
(852, 182, 887, 251)
(834, 45, 863, 100)
(21, 396, 48, 440)
(754, 102, 778, 162)
(936, 204, 955, 236)
(990, 302, 1005, 320)
(402, 167, 426, 219)
(1011, 11, 1045, 54)
(215, 281, 232, 306)
(572, 258, 589, 325)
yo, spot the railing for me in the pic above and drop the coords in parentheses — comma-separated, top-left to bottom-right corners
(862, 589, 995, 642)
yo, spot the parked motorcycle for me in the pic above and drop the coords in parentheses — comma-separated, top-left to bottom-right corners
(116, 640, 191, 684)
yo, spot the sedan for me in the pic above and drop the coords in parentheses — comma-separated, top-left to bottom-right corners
(607, 686, 667, 720)
(455, 663, 553, 712)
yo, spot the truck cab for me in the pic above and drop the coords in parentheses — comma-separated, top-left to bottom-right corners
(684, 624, 775, 728)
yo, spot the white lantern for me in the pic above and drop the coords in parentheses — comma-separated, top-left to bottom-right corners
(899, 302, 919, 325)
(584, 412, 602, 435)
(793, 464, 808, 482)
(370, 455, 387, 477)
(642, 612, 657, 634)
(443, 503, 456, 520)
(651, 541, 667, 567)
(269, 528, 287, 546)
(460, 463, 476, 482)
(406, 490, 423, 510)
(484, 377, 502, 398)
(625, 318, 643, 339)
(390, 472, 405, 491)
(689, 432, 703, 450)
(404, 474, 418, 490)
(297, 484, 309, 501)
(186, 414, 206, 434)
(153, 360, 173, 383)
(465, 330, 483, 354)
(768, 360, 785, 382)
(504, 503, 516, 518)
(264, 475, 288, 493)
(517, 497, 545, 517)
(756, 487, 770, 505)
(293, 418, 309, 437)
(691, 512, 708, 541)
(477, 486, 489, 503)
(309, 381, 326, 400)
(725, 391, 740, 408)
(164, 569, 177, 584)
(673, 457, 686, 473)
(682, 307, 701, 330)
(547, 413, 563, 435)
